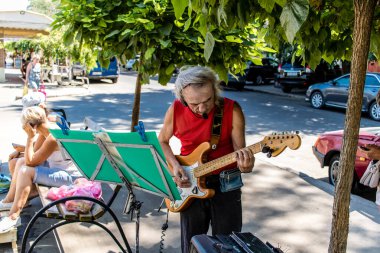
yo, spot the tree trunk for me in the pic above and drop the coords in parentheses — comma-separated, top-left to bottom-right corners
(328, 0, 376, 252)
(131, 71, 142, 132)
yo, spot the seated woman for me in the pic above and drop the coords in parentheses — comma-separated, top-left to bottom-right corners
(0, 106, 82, 233)
(7, 92, 55, 180)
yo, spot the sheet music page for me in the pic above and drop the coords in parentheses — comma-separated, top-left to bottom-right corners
(93, 132, 124, 166)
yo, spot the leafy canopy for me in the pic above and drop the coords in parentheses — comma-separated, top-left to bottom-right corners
(55, 0, 365, 80)
(53, 0, 305, 85)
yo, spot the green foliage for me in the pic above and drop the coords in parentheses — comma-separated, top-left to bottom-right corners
(13, 40, 41, 57)
(53, 0, 297, 85)
(259, 0, 365, 69)
(4, 42, 16, 53)
(171, 0, 187, 19)
(280, 0, 309, 43)
(54, 0, 363, 82)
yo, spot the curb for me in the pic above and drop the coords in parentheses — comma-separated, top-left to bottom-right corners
(257, 157, 378, 210)
(247, 86, 305, 100)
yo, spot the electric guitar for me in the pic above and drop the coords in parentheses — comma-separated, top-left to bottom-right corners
(165, 132, 301, 212)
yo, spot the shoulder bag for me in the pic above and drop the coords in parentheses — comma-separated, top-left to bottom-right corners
(360, 160, 380, 188)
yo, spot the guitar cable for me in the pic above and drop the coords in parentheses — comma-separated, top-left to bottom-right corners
(159, 209, 169, 253)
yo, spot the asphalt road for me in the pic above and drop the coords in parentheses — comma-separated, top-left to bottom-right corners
(51, 73, 379, 175)
(1, 71, 378, 192)
(0, 70, 378, 252)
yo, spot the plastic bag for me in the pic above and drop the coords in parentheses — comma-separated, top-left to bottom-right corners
(47, 184, 75, 201)
(65, 187, 95, 213)
(47, 178, 102, 213)
(38, 83, 46, 97)
(360, 160, 380, 188)
(22, 85, 28, 96)
(0, 174, 11, 194)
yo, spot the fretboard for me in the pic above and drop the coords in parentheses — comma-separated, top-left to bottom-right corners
(193, 141, 264, 177)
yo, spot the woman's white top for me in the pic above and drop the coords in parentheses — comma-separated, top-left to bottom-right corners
(47, 150, 80, 176)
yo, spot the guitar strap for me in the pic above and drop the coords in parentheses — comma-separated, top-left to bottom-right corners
(210, 98, 224, 150)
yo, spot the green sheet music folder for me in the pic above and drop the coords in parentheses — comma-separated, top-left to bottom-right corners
(50, 129, 181, 201)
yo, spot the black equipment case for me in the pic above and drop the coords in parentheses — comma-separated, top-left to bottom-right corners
(190, 232, 283, 253)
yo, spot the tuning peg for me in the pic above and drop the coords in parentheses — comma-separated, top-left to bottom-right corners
(262, 146, 270, 153)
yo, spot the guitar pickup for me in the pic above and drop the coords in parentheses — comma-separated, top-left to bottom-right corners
(192, 186, 198, 194)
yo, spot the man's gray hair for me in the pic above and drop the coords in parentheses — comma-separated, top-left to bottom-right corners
(174, 66, 221, 102)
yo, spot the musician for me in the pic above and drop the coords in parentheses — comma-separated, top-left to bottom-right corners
(158, 66, 255, 253)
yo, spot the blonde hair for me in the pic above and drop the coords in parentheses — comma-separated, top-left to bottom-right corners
(21, 106, 47, 127)
(32, 54, 41, 61)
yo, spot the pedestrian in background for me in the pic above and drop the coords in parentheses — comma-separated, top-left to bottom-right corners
(24, 54, 42, 92)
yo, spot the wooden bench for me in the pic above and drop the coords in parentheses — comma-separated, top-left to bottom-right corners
(20, 118, 131, 253)
(35, 185, 106, 221)
(0, 225, 17, 253)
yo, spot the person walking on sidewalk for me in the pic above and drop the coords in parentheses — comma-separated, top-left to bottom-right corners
(158, 66, 255, 253)
(24, 54, 42, 92)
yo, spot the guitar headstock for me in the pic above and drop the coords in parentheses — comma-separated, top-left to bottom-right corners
(261, 131, 301, 157)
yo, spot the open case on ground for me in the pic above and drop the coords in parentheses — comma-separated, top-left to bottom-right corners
(190, 232, 284, 253)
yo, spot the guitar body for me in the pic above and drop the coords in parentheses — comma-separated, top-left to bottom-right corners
(165, 142, 215, 212)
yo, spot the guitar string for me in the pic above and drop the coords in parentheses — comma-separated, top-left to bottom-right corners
(190, 135, 297, 177)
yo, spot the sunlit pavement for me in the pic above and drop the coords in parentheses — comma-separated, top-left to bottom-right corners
(0, 68, 379, 253)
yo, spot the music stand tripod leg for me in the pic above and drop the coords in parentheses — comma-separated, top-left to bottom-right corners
(124, 187, 143, 253)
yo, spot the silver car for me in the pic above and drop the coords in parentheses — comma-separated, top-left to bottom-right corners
(305, 73, 380, 121)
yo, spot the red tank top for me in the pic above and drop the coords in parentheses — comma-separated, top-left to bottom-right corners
(173, 97, 236, 174)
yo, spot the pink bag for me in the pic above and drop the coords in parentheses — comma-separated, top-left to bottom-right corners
(47, 185, 75, 201)
(38, 83, 46, 97)
(47, 178, 102, 213)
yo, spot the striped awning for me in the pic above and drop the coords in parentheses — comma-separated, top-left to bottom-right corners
(0, 10, 53, 38)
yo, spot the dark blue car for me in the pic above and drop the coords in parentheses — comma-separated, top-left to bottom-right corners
(88, 57, 119, 83)
(305, 73, 380, 121)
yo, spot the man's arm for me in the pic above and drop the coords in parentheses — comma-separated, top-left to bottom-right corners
(231, 102, 255, 173)
(158, 104, 191, 188)
(362, 144, 380, 160)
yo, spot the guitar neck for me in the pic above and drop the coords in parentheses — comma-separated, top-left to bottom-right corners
(193, 141, 263, 177)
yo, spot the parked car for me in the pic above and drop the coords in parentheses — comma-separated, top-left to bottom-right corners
(220, 73, 246, 90)
(305, 73, 380, 121)
(71, 57, 120, 83)
(277, 60, 341, 93)
(220, 57, 279, 90)
(71, 63, 86, 78)
(312, 127, 380, 188)
(125, 58, 136, 71)
(245, 57, 279, 85)
(88, 56, 119, 83)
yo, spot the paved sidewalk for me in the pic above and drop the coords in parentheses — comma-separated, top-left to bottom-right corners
(1, 68, 91, 99)
(1, 160, 378, 253)
(0, 69, 379, 253)
(245, 83, 307, 99)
